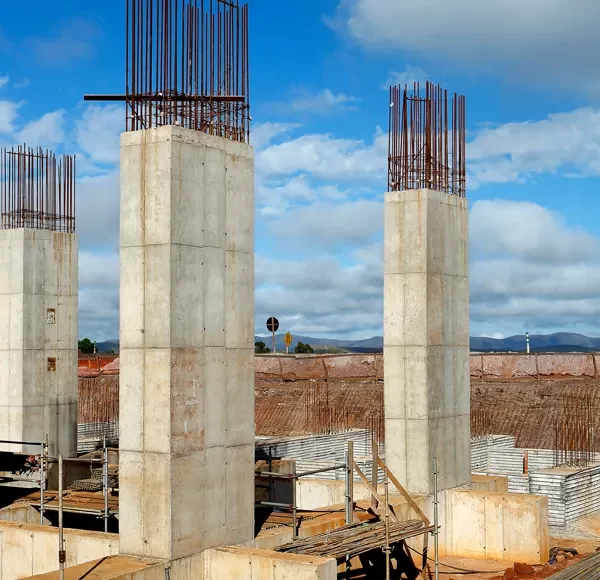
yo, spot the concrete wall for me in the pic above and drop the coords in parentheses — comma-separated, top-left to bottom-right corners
(384, 189, 470, 495)
(119, 126, 255, 561)
(23, 547, 336, 580)
(0, 521, 118, 579)
(0, 504, 50, 525)
(0, 229, 78, 457)
(443, 490, 549, 564)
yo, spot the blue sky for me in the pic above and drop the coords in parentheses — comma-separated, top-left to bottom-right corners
(2, 0, 600, 341)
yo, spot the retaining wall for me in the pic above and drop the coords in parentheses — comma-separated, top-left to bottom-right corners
(0, 521, 118, 579)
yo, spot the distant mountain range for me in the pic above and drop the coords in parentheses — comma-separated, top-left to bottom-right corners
(95, 332, 600, 354)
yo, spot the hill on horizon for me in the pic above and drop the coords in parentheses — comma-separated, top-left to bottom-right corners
(95, 332, 600, 354)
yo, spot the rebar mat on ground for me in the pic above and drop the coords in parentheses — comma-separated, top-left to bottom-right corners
(69, 479, 103, 492)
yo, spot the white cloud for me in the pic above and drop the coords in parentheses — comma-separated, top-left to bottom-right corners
(76, 172, 120, 251)
(0, 100, 20, 133)
(255, 249, 383, 338)
(257, 174, 348, 215)
(333, 0, 600, 95)
(470, 200, 600, 335)
(0, 76, 8, 89)
(75, 105, 123, 165)
(257, 127, 387, 184)
(468, 107, 600, 188)
(287, 89, 359, 114)
(252, 122, 300, 150)
(269, 199, 382, 247)
(17, 110, 66, 147)
(13, 79, 30, 90)
(381, 66, 427, 90)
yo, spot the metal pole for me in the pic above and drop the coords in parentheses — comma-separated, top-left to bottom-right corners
(272, 329, 276, 354)
(58, 454, 65, 580)
(345, 440, 354, 524)
(371, 436, 378, 512)
(526, 331, 530, 354)
(345, 443, 351, 524)
(384, 473, 390, 580)
(39, 442, 45, 525)
(433, 457, 439, 580)
(291, 465, 297, 541)
(103, 436, 109, 533)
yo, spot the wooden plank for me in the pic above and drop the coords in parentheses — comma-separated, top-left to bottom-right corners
(352, 460, 399, 523)
(377, 457, 430, 525)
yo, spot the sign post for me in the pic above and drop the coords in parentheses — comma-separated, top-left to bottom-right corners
(284, 332, 292, 354)
(266, 317, 279, 354)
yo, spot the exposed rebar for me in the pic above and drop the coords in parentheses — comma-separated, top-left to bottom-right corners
(124, 0, 250, 140)
(388, 81, 466, 196)
(0, 146, 76, 233)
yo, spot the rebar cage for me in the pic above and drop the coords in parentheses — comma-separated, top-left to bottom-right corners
(126, 0, 250, 141)
(388, 81, 466, 196)
(0, 145, 76, 233)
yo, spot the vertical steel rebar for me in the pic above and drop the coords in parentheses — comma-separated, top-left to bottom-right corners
(389, 81, 465, 196)
(291, 464, 298, 541)
(433, 457, 440, 580)
(0, 146, 75, 232)
(384, 472, 390, 580)
(58, 454, 65, 580)
(103, 436, 109, 533)
(39, 441, 45, 525)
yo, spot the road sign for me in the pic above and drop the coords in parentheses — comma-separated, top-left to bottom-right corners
(266, 317, 279, 354)
(284, 331, 292, 354)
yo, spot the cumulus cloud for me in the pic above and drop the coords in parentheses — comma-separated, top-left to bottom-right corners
(381, 66, 427, 90)
(467, 107, 600, 188)
(257, 127, 387, 183)
(269, 199, 382, 247)
(252, 122, 300, 150)
(333, 0, 600, 95)
(470, 200, 600, 334)
(254, 199, 600, 339)
(287, 89, 359, 114)
(0, 100, 20, 133)
(255, 249, 383, 338)
(75, 105, 123, 166)
(79, 251, 119, 341)
(76, 172, 120, 251)
(16, 110, 66, 147)
(257, 174, 348, 216)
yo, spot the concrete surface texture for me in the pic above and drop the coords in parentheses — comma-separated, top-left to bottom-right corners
(0, 520, 118, 579)
(0, 228, 78, 457)
(23, 547, 337, 580)
(443, 490, 549, 564)
(383, 188, 470, 495)
(119, 126, 255, 560)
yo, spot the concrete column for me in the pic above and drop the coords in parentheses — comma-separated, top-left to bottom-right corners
(0, 229, 78, 457)
(384, 189, 470, 496)
(119, 126, 255, 561)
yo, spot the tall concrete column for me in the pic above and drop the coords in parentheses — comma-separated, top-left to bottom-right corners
(0, 229, 78, 457)
(384, 188, 470, 496)
(119, 126, 255, 560)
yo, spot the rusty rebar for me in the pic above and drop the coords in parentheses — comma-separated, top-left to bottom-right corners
(124, 0, 250, 140)
(388, 81, 466, 196)
(0, 145, 75, 233)
(554, 395, 597, 467)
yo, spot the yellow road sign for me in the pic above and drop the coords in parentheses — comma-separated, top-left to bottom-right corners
(284, 332, 292, 348)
